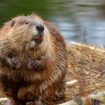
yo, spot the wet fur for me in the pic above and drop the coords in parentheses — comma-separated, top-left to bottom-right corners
(0, 15, 67, 105)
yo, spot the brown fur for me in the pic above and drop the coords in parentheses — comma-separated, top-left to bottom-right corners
(0, 15, 67, 105)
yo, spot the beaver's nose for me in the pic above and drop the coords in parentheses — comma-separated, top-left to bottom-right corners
(36, 24, 44, 34)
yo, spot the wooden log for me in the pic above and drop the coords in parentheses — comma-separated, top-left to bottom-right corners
(59, 91, 105, 105)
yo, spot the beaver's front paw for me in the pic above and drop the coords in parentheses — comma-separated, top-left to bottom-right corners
(28, 59, 43, 70)
(6, 57, 21, 69)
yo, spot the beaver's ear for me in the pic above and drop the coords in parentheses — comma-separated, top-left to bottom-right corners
(11, 20, 15, 27)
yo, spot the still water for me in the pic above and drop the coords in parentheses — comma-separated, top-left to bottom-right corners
(0, 0, 105, 47)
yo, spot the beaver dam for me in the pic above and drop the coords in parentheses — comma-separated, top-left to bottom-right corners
(62, 43, 105, 105)
(0, 43, 105, 105)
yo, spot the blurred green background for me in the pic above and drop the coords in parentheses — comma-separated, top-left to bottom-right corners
(0, 0, 105, 46)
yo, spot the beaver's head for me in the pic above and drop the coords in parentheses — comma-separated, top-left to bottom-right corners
(1, 15, 51, 51)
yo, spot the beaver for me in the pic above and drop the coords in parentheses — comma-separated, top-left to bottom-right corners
(0, 15, 67, 105)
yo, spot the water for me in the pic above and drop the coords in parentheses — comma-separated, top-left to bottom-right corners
(0, 0, 105, 47)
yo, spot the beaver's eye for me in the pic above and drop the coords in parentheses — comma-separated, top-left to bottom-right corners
(11, 20, 15, 27)
(25, 22, 28, 24)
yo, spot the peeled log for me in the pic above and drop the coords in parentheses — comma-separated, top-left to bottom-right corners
(59, 91, 105, 105)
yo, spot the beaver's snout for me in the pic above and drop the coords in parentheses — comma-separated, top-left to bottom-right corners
(36, 24, 44, 35)
(31, 24, 44, 44)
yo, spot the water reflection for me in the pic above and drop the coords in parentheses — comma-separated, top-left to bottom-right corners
(46, 0, 105, 47)
(0, 0, 105, 47)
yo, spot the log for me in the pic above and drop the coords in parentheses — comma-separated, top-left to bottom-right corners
(59, 91, 105, 105)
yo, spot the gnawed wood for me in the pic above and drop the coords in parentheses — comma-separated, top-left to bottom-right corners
(59, 91, 105, 105)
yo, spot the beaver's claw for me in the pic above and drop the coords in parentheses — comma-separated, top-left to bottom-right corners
(28, 59, 42, 70)
(6, 57, 21, 69)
